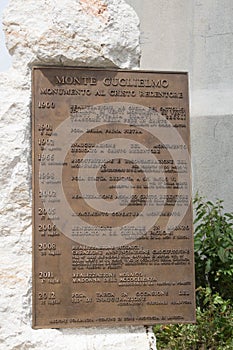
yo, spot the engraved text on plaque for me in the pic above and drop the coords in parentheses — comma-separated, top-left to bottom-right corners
(32, 67, 195, 328)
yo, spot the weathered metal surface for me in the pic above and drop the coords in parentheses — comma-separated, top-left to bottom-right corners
(32, 66, 195, 328)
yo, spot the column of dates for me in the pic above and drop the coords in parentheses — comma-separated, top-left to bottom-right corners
(33, 94, 62, 326)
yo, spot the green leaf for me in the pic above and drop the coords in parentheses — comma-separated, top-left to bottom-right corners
(194, 211, 205, 224)
(205, 259, 212, 273)
(225, 213, 233, 220)
(218, 247, 227, 263)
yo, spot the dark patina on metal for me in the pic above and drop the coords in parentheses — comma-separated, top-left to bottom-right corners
(32, 66, 195, 328)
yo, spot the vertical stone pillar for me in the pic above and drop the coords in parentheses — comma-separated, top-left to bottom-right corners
(0, 0, 156, 348)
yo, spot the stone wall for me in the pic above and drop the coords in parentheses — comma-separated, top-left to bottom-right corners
(0, 0, 156, 349)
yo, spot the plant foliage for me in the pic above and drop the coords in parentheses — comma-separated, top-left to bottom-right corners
(154, 287, 233, 350)
(194, 195, 233, 302)
(154, 195, 233, 349)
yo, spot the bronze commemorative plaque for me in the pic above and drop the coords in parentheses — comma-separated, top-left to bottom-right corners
(32, 66, 195, 328)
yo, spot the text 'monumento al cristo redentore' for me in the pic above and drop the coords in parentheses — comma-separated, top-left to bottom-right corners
(32, 67, 195, 328)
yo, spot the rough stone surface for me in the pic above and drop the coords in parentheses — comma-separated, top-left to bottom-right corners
(0, 1, 157, 349)
(3, 0, 141, 74)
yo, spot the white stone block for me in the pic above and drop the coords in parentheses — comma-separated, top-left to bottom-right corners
(3, 0, 141, 75)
